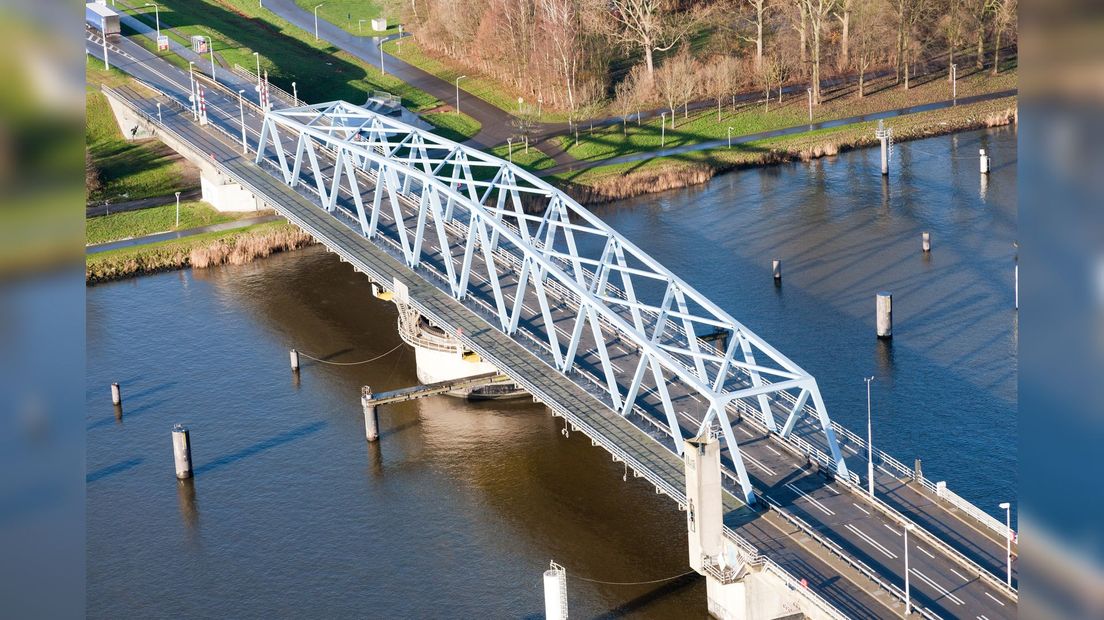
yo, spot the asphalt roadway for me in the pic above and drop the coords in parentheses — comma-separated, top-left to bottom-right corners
(88, 29, 1017, 620)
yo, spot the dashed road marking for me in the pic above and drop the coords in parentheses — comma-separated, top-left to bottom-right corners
(951, 568, 970, 582)
(845, 523, 898, 559)
(917, 546, 935, 559)
(786, 483, 834, 516)
(984, 592, 1006, 606)
(852, 502, 871, 516)
(910, 568, 964, 606)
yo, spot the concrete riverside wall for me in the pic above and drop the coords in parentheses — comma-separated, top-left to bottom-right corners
(706, 558, 841, 620)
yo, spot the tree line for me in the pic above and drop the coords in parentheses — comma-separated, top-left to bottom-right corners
(394, 0, 1017, 120)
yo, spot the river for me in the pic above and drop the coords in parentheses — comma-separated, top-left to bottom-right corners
(86, 125, 1016, 617)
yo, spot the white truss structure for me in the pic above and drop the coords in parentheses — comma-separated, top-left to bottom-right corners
(256, 101, 849, 502)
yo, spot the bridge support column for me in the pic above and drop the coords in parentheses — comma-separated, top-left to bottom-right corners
(200, 171, 263, 212)
(685, 435, 723, 574)
(361, 386, 379, 442)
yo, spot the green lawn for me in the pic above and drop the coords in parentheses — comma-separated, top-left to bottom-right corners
(422, 112, 482, 143)
(550, 95, 1017, 187)
(114, 0, 440, 111)
(560, 69, 1017, 163)
(86, 58, 194, 203)
(294, 0, 401, 37)
(87, 201, 243, 245)
(487, 144, 555, 172)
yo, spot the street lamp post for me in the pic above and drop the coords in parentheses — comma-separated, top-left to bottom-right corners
(999, 502, 1012, 586)
(188, 61, 198, 120)
(660, 112, 666, 147)
(380, 43, 385, 76)
(314, 4, 324, 41)
(507, 138, 513, 162)
(727, 126, 733, 148)
(866, 376, 875, 498)
(238, 89, 247, 154)
(144, 3, 160, 39)
(517, 96, 524, 116)
(102, 29, 109, 70)
(205, 36, 216, 82)
(904, 523, 913, 616)
(292, 82, 298, 106)
(807, 87, 813, 123)
(951, 63, 957, 102)
(358, 19, 365, 34)
(455, 75, 467, 115)
(174, 191, 181, 228)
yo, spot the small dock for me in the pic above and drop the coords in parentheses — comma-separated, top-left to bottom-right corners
(362, 372, 511, 406)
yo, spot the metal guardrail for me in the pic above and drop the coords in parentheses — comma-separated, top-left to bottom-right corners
(102, 80, 968, 620)
(232, 64, 296, 105)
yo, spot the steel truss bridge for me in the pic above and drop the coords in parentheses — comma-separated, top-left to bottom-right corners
(88, 24, 1018, 619)
(256, 101, 850, 505)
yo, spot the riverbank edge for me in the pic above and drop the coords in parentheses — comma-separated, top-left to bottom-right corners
(86, 220, 315, 285)
(552, 97, 1018, 205)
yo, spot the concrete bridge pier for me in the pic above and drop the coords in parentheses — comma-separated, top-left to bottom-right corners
(684, 435, 839, 620)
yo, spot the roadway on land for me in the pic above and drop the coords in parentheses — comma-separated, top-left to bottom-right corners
(89, 31, 1017, 620)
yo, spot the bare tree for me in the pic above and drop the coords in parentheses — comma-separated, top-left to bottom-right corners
(737, 0, 771, 73)
(654, 46, 696, 127)
(940, 0, 965, 81)
(990, 0, 1015, 74)
(705, 55, 741, 121)
(834, 0, 852, 70)
(799, 0, 835, 104)
(972, 0, 992, 69)
(612, 72, 640, 133)
(607, 0, 696, 81)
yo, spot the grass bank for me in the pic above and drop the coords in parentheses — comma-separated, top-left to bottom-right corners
(552, 96, 1017, 204)
(87, 201, 246, 245)
(116, 0, 481, 141)
(86, 57, 196, 204)
(294, 0, 400, 37)
(560, 69, 1016, 163)
(87, 220, 315, 284)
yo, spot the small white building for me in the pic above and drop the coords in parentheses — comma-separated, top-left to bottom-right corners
(85, 2, 121, 36)
(371, 18, 387, 32)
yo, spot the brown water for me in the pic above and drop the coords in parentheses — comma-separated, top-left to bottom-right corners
(87, 126, 1015, 617)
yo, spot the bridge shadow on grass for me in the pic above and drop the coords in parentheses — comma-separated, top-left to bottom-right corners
(193, 420, 326, 475)
(151, 0, 373, 105)
(87, 457, 144, 484)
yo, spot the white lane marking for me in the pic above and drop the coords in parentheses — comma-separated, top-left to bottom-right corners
(852, 502, 871, 516)
(983, 592, 1006, 606)
(765, 445, 782, 456)
(738, 426, 754, 438)
(884, 523, 902, 536)
(950, 568, 970, 582)
(825, 484, 840, 495)
(917, 546, 935, 559)
(844, 445, 860, 455)
(786, 483, 835, 516)
(876, 464, 894, 476)
(977, 615, 991, 620)
(845, 523, 898, 559)
(742, 453, 776, 476)
(909, 568, 965, 606)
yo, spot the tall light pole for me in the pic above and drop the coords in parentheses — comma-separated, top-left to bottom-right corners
(144, 3, 160, 39)
(507, 138, 513, 162)
(188, 61, 198, 120)
(205, 36, 216, 82)
(455, 75, 467, 115)
(727, 126, 733, 148)
(660, 112, 666, 147)
(102, 29, 109, 70)
(380, 43, 385, 75)
(951, 63, 957, 102)
(174, 191, 181, 228)
(358, 19, 365, 34)
(807, 87, 813, 123)
(253, 51, 261, 81)
(292, 81, 298, 106)
(999, 502, 1012, 586)
(313, 4, 324, 41)
(865, 376, 875, 498)
(904, 523, 913, 616)
(238, 89, 247, 154)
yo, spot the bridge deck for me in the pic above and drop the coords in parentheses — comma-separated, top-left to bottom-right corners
(90, 29, 1017, 620)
